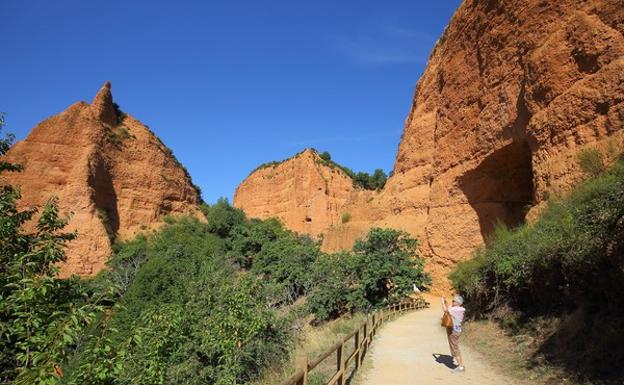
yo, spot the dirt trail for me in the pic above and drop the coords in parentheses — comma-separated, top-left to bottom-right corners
(359, 294, 518, 385)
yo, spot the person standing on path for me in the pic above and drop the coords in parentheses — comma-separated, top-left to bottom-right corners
(442, 294, 466, 372)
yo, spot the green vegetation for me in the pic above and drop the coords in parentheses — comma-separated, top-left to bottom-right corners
(0, 186, 428, 385)
(341, 212, 351, 223)
(105, 125, 131, 148)
(65, 214, 290, 385)
(451, 155, 624, 382)
(308, 228, 430, 321)
(312, 149, 388, 190)
(63, 206, 429, 384)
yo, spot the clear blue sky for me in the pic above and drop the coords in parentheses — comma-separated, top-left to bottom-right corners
(2, 0, 461, 204)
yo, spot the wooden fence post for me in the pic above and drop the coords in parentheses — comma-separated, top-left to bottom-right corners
(301, 356, 308, 385)
(336, 342, 345, 385)
(354, 329, 361, 369)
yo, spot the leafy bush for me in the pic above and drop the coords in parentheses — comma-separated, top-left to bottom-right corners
(352, 169, 387, 190)
(341, 212, 351, 223)
(228, 217, 286, 269)
(306, 252, 356, 321)
(452, 159, 624, 311)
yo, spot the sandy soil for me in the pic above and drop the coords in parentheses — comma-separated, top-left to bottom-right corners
(359, 295, 520, 385)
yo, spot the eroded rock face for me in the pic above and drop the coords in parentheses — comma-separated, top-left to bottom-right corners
(236, 0, 624, 291)
(3, 82, 203, 276)
(234, 149, 355, 236)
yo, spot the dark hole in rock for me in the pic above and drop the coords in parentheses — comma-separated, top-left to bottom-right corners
(305, 217, 312, 222)
(572, 48, 599, 74)
(459, 141, 535, 242)
(596, 102, 609, 115)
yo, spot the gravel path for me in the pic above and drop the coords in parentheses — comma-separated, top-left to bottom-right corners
(360, 295, 518, 385)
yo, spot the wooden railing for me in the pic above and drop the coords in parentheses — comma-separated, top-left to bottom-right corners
(279, 297, 429, 385)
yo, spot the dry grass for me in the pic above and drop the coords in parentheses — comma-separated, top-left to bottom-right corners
(462, 319, 586, 385)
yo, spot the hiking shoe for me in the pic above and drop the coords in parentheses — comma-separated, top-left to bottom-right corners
(452, 366, 465, 373)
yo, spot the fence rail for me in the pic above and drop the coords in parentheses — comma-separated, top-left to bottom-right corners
(279, 297, 429, 385)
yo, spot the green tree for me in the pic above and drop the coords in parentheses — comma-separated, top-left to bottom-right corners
(352, 228, 429, 306)
(228, 217, 286, 269)
(308, 228, 430, 321)
(252, 234, 320, 305)
(201, 198, 246, 237)
(369, 169, 388, 190)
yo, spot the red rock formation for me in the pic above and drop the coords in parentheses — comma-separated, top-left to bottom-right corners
(234, 149, 355, 236)
(3, 82, 203, 276)
(235, 0, 624, 291)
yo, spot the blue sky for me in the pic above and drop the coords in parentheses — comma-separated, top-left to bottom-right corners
(1, 0, 461, 203)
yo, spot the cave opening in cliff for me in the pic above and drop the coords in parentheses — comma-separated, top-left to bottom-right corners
(459, 141, 534, 242)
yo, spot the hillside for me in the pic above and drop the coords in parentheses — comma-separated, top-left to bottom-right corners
(1, 82, 203, 276)
(236, 0, 624, 290)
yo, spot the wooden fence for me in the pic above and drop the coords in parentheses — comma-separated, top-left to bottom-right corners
(278, 297, 429, 385)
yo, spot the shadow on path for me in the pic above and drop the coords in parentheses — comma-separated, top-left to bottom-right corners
(432, 353, 457, 369)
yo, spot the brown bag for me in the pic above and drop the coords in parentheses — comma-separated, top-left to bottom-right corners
(441, 311, 453, 328)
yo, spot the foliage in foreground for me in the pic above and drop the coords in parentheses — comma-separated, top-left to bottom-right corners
(451, 156, 624, 381)
(65, 215, 291, 385)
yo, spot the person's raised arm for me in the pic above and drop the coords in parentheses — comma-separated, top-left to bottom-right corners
(440, 297, 448, 312)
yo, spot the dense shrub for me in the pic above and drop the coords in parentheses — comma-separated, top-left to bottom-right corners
(313, 150, 388, 190)
(306, 252, 356, 321)
(452, 158, 624, 312)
